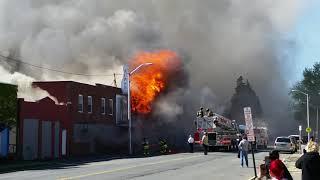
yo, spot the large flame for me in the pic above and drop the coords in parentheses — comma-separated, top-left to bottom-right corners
(130, 50, 181, 115)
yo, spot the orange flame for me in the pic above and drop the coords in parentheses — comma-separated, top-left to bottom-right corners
(130, 50, 181, 114)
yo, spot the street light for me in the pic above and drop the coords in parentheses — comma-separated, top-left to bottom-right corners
(127, 62, 153, 155)
(292, 89, 310, 141)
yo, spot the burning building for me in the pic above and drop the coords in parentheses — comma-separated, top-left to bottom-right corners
(0, 0, 303, 147)
(127, 50, 188, 150)
(19, 81, 128, 160)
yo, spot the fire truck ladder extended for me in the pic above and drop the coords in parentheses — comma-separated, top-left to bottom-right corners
(196, 117, 215, 131)
(196, 114, 237, 132)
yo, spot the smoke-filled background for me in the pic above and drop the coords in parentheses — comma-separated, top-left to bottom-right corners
(0, 0, 306, 143)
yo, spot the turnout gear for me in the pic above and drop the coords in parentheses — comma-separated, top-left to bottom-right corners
(159, 138, 168, 154)
(142, 138, 150, 156)
(205, 108, 213, 117)
(197, 107, 204, 117)
(202, 132, 209, 155)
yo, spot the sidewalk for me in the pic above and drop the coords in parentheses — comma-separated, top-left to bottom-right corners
(0, 154, 128, 173)
(282, 153, 302, 180)
(0, 153, 166, 174)
(0, 160, 56, 173)
(249, 152, 302, 180)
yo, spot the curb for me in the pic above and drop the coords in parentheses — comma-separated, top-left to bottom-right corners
(248, 176, 256, 180)
(0, 161, 54, 173)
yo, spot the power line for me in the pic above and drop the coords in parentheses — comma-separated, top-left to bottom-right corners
(0, 53, 123, 77)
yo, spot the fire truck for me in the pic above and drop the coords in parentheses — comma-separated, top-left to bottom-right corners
(253, 127, 268, 149)
(194, 113, 240, 151)
(238, 125, 268, 149)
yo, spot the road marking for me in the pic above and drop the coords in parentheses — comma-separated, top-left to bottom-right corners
(248, 176, 256, 180)
(58, 155, 202, 180)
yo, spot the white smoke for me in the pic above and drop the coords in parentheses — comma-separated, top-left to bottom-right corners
(0, 65, 59, 103)
(154, 90, 184, 120)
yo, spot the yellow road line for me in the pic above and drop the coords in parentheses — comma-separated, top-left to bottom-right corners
(58, 155, 201, 180)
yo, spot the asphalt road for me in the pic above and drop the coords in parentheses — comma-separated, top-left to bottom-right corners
(0, 151, 268, 180)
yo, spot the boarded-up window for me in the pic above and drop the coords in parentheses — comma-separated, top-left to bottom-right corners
(78, 95, 83, 112)
(108, 99, 113, 115)
(88, 96, 92, 113)
(116, 95, 128, 126)
(101, 98, 106, 114)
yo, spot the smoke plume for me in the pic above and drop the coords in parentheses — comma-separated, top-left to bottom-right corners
(0, 0, 306, 141)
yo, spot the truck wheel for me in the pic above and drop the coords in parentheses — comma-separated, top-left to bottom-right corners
(209, 146, 213, 152)
(212, 146, 216, 152)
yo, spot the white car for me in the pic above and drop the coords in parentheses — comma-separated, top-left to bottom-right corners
(288, 135, 301, 143)
(274, 136, 295, 153)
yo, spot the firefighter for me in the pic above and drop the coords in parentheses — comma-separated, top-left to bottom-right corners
(205, 108, 214, 117)
(142, 138, 150, 156)
(202, 132, 209, 155)
(159, 138, 168, 154)
(197, 107, 204, 117)
(163, 139, 168, 154)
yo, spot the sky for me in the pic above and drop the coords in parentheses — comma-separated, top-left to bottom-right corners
(291, 0, 320, 84)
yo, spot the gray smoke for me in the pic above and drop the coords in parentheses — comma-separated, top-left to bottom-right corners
(0, 0, 305, 141)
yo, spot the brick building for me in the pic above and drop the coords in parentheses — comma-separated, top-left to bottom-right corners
(19, 81, 128, 160)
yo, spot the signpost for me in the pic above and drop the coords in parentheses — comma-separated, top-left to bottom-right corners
(121, 65, 129, 95)
(306, 127, 312, 134)
(299, 125, 302, 154)
(244, 107, 257, 178)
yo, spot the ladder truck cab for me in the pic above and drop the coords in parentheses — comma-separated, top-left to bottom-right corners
(194, 113, 239, 151)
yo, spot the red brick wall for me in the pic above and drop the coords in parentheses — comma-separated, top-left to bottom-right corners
(26, 81, 123, 157)
(33, 81, 69, 103)
(33, 81, 121, 125)
(68, 82, 121, 124)
(19, 97, 70, 159)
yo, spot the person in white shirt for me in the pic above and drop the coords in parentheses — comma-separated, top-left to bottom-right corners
(238, 136, 249, 167)
(188, 135, 195, 153)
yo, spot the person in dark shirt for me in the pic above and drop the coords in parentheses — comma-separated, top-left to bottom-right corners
(268, 150, 293, 180)
(296, 140, 320, 180)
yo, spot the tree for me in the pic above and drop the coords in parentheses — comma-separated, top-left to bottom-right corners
(0, 83, 17, 129)
(290, 62, 320, 125)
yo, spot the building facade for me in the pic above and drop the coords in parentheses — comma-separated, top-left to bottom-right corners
(19, 81, 128, 160)
(0, 82, 18, 158)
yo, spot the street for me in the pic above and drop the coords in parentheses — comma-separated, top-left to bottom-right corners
(0, 152, 268, 180)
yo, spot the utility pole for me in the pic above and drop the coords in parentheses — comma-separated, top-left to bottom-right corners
(127, 73, 132, 155)
(127, 63, 153, 155)
(299, 125, 302, 154)
(113, 73, 118, 87)
(307, 93, 310, 141)
(317, 107, 319, 142)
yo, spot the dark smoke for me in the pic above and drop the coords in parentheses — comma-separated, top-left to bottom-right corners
(0, 0, 305, 144)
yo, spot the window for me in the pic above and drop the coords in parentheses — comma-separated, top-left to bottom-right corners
(107, 98, 113, 115)
(88, 96, 92, 113)
(101, 98, 106, 114)
(276, 138, 290, 143)
(78, 95, 83, 112)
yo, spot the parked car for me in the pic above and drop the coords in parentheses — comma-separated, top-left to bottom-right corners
(288, 135, 300, 142)
(288, 135, 299, 152)
(274, 136, 295, 153)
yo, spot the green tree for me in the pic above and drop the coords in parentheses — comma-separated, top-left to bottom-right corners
(290, 62, 320, 125)
(0, 83, 17, 128)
